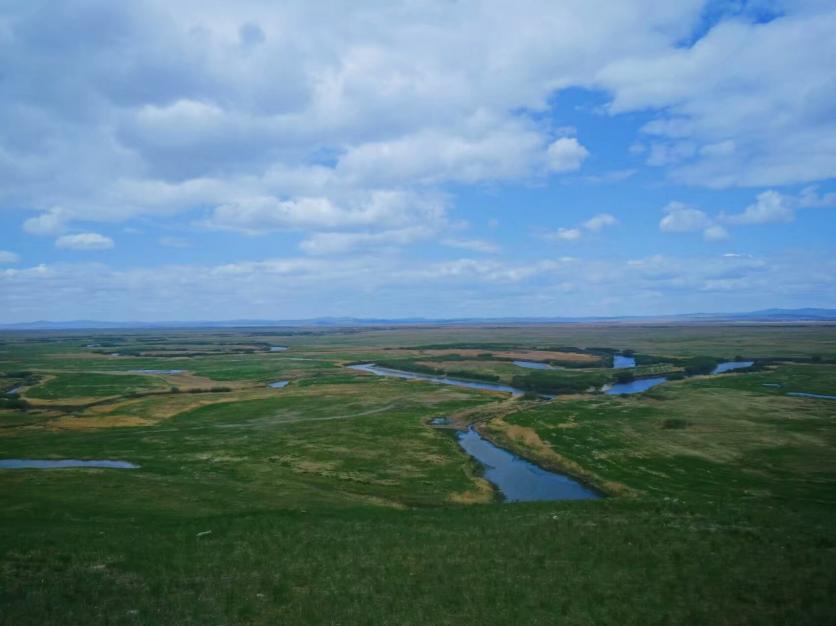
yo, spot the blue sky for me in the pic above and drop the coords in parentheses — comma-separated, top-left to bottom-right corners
(1, 0, 835, 321)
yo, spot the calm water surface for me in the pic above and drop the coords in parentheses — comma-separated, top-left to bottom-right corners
(0, 459, 139, 469)
(348, 363, 524, 396)
(268, 380, 289, 389)
(712, 361, 754, 374)
(270, 346, 288, 352)
(513, 360, 556, 370)
(787, 391, 836, 401)
(604, 376, 668, 395)
(612, 355, 636, 369)
(457, 428, 600, 501)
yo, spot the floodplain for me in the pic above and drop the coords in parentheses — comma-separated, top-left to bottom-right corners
(1, 323, 835, 625)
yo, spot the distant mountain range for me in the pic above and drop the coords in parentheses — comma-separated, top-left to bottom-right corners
(1, 308, 835, 330)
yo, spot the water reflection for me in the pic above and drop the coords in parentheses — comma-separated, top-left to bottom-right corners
(456, 428, 600, 501)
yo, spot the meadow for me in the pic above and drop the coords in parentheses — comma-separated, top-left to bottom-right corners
(0, 324, 835, 625)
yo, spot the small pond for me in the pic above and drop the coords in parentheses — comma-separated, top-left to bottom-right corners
(712, 360, 754, 374)
(457, 428, 600, 502)
(270, 346, 288, 352)
(268, 380, 289, 389)
(613, 355, 636, 369)
(430, 417, 451, 425)
(603, 376, 668, 395)
(513, 360, 556, 370)
(5, 386, 22, 396)
(0, 459, 139, 469)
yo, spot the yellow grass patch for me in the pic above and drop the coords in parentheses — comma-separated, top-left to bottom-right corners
(449, 476, 495, 504)
(48, 415, 154, 430)
(482, 416, 635, 497)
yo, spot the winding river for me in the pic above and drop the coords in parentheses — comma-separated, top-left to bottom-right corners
(456, 428, 600, 501)
(513, 360, 557, 370)
(712, 360, 754, 374)
(603, 376, 668, 395)
(347, 363, 525, 396)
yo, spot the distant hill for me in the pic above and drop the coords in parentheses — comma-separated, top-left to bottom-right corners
(1, 308, 835, 330)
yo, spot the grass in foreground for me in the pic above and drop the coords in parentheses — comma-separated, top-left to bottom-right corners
(1, 326, 835, 625)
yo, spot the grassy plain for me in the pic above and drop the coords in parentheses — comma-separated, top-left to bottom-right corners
(0, 324, 835, 625)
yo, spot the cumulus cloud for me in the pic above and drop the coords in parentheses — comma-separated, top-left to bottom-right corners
(583, 213, 618, 232)
(1, 2, 834, 320)
(202, 190, 448, 255)
(23, 208, 69, 236)
(0, 0, 711, 242)
(659, 201, 712, 232)
(721, 188, 836, 225)
(0, 250, 20, 263)
(1, 1, 832, 256)
(55, 233, 115, 251)
(659, 201, 732, 242)
(722, 191, 795, 225)
(547, 212, 618, 242)
(798, 186, 836, 209)
(599, 7, 836, 187)
(546, 137, 590, 173)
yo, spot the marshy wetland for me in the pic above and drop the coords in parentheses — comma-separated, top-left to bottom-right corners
(1, 324, 835, 624)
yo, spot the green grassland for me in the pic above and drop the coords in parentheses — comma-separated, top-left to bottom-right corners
(24, 373, 166, 400)
(0, 325, 835, 625)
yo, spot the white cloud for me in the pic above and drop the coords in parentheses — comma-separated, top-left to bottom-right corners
(336, 119, 547, 186)
(546, 212, 618, 243)
(0, 1, 834, 320)
(583, 213, 618, 232)
(23, 208, 69, 236)
(442, 238, 500, 254)
(2, 251, 833, 322)
(1, 0, 832, 257)
(703, 225, 729, 241)
(298, 227, 430, 255)
(663, 186, 836, 240)
(0, 250, 20, 263)
(546, 137, 590, 173)
(722, 190, 795, 225)
(659, 200, 729, 241)
(599, 8, 836, 187)
(203, 191, 447, 239)
(798, 186, 836, 209)
(55, 233, 115, 251)
(659, 201, 711, 232)
(550, 228, 583, 241)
